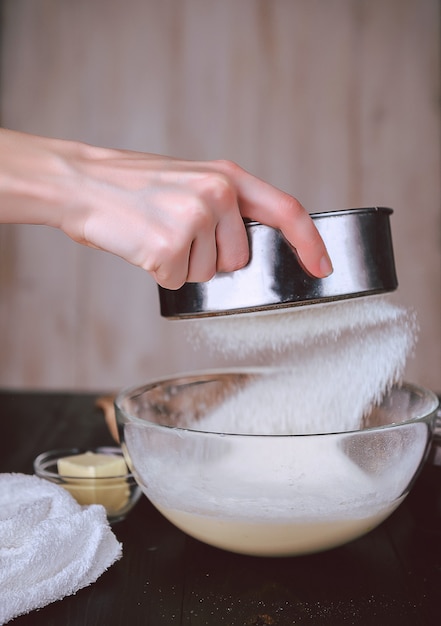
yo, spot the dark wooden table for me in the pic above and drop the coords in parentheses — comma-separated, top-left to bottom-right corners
(1, 389, 440, 626)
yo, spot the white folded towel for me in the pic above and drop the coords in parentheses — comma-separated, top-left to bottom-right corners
(0, 473, 122, 624)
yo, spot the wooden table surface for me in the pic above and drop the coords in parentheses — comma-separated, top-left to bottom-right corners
(1, 389, 440, 626)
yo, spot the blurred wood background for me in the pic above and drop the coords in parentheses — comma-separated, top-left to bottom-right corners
(0, 0, 440, 392)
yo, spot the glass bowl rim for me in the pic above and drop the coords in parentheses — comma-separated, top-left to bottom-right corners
(115, 367, 440, 438)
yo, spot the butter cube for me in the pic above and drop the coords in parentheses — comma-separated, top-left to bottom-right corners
(58, 451, 128, 477)
(57, 451, 129, 514)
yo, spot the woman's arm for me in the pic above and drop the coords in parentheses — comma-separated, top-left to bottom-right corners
(0, 128, 332, 289)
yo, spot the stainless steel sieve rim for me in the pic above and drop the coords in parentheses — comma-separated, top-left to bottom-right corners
(158, 206, 398, 319)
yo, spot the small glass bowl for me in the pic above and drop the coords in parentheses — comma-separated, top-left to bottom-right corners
(34, 446, 142, 523)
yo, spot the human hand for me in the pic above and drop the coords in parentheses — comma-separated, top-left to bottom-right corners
(0, 129, 332, 289)
(62, 147, 333, 289)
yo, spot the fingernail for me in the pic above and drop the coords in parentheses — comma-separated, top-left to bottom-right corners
(320, 254, 333, 277)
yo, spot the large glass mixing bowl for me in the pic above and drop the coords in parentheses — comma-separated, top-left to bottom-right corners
(115, 369, 439, 557)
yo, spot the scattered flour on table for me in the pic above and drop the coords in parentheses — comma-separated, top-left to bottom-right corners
(186, 295, 418, 435)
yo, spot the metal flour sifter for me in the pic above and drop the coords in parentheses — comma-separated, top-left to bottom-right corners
(157, 207, 398, 319)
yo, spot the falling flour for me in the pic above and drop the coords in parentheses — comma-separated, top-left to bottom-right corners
(186, 295, 418, 435)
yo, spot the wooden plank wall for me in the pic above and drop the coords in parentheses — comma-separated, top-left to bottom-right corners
(0, 0, 440, 392)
